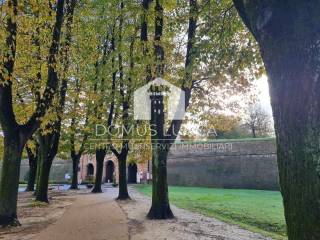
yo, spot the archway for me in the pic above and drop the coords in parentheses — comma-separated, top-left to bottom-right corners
(105, 161, 115, 183)
(128, 163, 137, 183)
(87, 163, 94, 176)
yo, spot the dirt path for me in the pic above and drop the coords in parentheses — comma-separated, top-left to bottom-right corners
(33, 189, 128, 240)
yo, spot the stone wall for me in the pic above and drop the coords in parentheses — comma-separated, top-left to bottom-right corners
(0, 158, 73, 183)
(0, 139, 279, 189)
(167, 139, 279, 190)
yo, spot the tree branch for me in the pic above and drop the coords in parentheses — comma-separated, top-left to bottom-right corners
(0, 0, 19, 136)
(23, 0, 65, 137)
(166, 0, 198, 145)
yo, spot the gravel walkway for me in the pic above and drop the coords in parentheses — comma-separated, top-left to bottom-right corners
(118, 186, 273, 240)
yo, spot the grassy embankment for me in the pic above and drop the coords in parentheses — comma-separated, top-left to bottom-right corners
(135, 185, 286, 240)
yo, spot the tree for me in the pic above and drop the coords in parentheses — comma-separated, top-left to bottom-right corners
(109, 1, 142, 200)
(66, 78, 89, 190)
(233, 1, 320, 239)
(0, 0, 65, 226)
(80, 0, 120, 194)
(35, 0, 77, 203)
(57, 0, 109, 192)
(87, 1, 143, 199)
(90, 19, 117, 194)
(199, 114, 241, 139)
(145, 0, 261, 219)
(244, 104, 272, 138)
(146, 0, 177, 219)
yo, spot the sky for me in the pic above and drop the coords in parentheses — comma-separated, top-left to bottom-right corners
(181, 75, 274, 137)
(255, 75, 272, 115)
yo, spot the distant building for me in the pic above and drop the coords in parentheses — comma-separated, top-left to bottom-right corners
(78, 154, 150, 184)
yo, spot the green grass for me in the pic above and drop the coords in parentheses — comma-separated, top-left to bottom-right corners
(135, 185, 286, 239)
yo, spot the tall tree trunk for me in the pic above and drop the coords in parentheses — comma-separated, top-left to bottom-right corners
(266, 44, 320, 240)
(0, 134, 23, 226)
(147, 0, 173, 219)
(117, 149, 130, 200)
(147, 0, 198, 219)
(111, 144, 131, 200)
(141, 0, 175, 219)
(35, 135, 55, 203)
(69, 154, 80, 190)
(233, 1, 320, 239)
(113, 1, 130, 201)
(92, 149, 106, 193)
(265, 38, 320, 240)
(25, 146, 38, 192)
(146, 0, 172, 219)
(147, 94, 173, 219)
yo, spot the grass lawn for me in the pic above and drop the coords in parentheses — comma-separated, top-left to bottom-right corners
(135, 185, 286, 240)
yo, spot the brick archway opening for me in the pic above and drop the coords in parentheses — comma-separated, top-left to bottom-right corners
(105, 160, 114, 183)
(87, 163, 94, 176)
(128, 163, 137, 183)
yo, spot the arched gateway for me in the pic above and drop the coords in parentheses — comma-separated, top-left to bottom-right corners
(105, 160, 115, 183)
(87, 163, 94, 176)
(128, 163, 137, 183)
